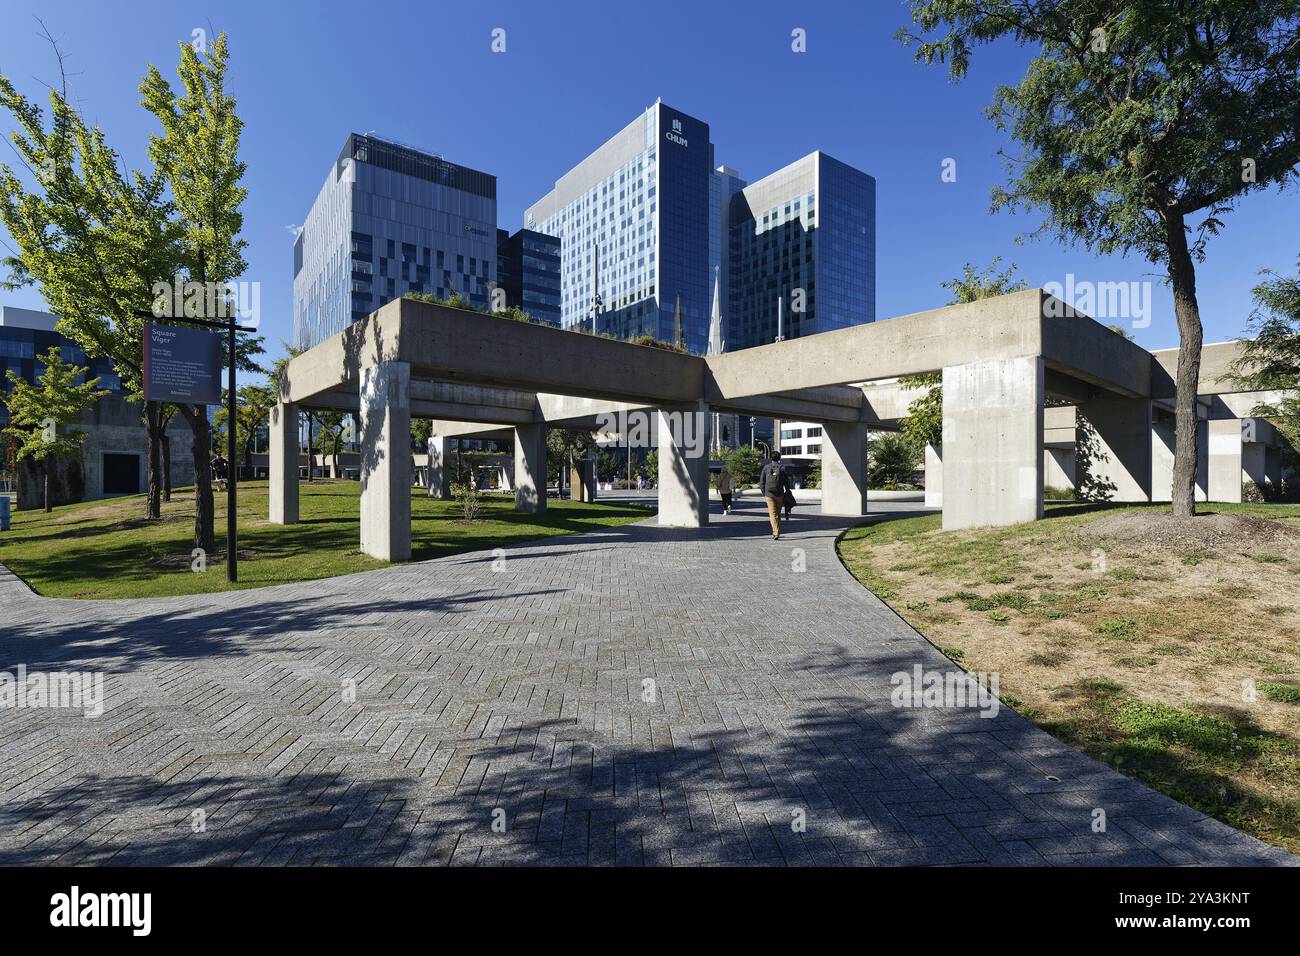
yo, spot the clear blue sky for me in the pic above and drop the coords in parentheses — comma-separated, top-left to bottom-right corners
(1, 0, 1296, 365)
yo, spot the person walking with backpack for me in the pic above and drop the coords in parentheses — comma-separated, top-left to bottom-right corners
(759, 451, 790, 540)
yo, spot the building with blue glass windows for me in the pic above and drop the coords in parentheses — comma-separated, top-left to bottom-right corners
(293, 133, 498, 350)
(523, 100, 714, 353)
(496, 228, 562, 327)
(727, 151, 876, 351)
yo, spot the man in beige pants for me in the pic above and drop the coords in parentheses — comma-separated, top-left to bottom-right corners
(758, 450, 788, 540)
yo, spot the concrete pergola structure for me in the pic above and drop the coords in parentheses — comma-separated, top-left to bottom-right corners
(270, 291, 1293, 561)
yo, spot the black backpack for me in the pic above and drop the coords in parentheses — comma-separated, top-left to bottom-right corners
(761, 463, 786, 497)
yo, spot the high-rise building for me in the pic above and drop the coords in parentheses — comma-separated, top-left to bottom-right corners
(524, 100, 714, 352)
(495, 228, 562, 327)
(293, 133, 498, 350)
(728, 151, 876, 351)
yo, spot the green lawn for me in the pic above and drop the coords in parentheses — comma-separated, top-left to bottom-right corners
(0, 479, 649, 600)
(837, 502, 1300, 854)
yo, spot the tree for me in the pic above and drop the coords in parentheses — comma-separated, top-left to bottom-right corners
(721, 445, 763, 488)
(900, 1, 1300, 517)
(900, 259, 1028, 454)
(0, 30, 255, 549)
(315, 410, 349, 478)
(213, 383, 275, 469)
(546, 428, 595, 491)
(867, 432, 921, 490)
(1231, 255, 1300, 463)
(2, 347, 107, 511)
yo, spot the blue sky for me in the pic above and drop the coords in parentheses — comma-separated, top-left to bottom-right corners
(1, 0, 1296, 364)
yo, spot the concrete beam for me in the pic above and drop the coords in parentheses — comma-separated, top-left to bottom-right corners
(942, 356, 1044, 530)
(656, 402, 711, 528)
(820, 422, 868, 516)
(358, 361, 411, 561)
(513, 423, 546, 513)
(268, 402, 298, 525)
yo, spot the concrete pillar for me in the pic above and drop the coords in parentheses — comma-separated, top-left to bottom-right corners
(513, 423, 546, 512)
(820, 422, 868, 516)
(942, 356, 1043, 530)
(1207, 418, 1243, 503)
(426, 434, 452, 498)
(656, 402, 711, 527)
(924, 443, 943, 508)
(1074, 397, 1152, 502)
(1043, 447, 1075, 494)
(269, 401, 299, 524)
(358, 361, 411, 561)
(569, 454, 597, 502)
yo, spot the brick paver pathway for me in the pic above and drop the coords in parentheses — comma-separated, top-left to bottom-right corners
(1, 499, 1293, 866)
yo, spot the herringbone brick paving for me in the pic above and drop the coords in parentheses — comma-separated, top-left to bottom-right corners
(0, 498, 1293, 866)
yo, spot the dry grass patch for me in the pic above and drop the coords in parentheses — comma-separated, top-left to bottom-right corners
(837, 502, 1300, 853)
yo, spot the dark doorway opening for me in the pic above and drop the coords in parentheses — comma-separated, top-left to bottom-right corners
(103, 453, 140, 495)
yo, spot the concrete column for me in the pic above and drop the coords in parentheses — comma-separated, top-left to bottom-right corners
(359, 361, 412, 561)
(924, 443, 943, 508)
(1074, 397, 1152, 502)
(1241, 418, 1280, 498)
(820, 422, 868, 516)
(268, 401, 299, 525)
(1207, 418, 1243, 503)
(656, 402, 711, 528)
(426, 434, 452, 498)
(942, 356, 1043, 530)
(513, 423, 546, 512)
(569, 455, 597, 502)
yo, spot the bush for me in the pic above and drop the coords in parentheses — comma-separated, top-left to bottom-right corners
(451, 481, 483, 522)
(867, 433, 919, 489)
(1044, 485, 1076, 500)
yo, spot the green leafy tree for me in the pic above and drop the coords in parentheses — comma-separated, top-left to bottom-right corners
(314, 410, 350, 477)
(899, 1, 1300, 516)
(721, 445, 763, 488)
(0, 32, 254, 549)
(546, 428, 595, 491)
(868, 432, 921, 490)
(900, 259, 1028, 454)
(2, 347, 107, 511)
(213, 383, 275, 468)
(1231, 256, 1300, 468)
(644, 448, 659, 485)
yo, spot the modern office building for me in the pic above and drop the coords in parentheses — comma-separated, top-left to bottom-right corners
(728, 151, 876, 351)
(0, 305, 125, 421)
(495, 228, 562, 327)
(293, 133, 498, 350)
(524, 100, 714, 353)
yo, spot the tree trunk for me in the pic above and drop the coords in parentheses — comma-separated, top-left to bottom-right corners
(144, 401, 162, 519)
(1163, 211, 1203, 518)
(43, 459, 51, 513)
(162, 433, 172, 502)
(306, 413, 314, 482)
(175, 402, 215, 552)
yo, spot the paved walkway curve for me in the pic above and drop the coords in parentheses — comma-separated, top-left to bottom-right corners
(0, 500, 1293, 866)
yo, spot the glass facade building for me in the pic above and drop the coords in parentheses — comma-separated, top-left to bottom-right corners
(728, 152, 876, 351)
(495, 228, 562, 327)
(0, 306, 125, 426)
(293, 134, 498, 350)
(524, 100, 714, 353)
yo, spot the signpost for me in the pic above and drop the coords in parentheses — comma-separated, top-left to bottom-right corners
(139, 312, 256, 583)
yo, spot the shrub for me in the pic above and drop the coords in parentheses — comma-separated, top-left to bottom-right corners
(451, 481, 483, 522)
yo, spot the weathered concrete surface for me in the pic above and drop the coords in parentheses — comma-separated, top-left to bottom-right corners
(1076, 398, 1153, 502)
(426, 435, 451, 500)
(942, 357, 1044, 530)
(820, 422, 868, 516)
(1207, 418, 1245, 504)
(0, 503, 1292, 867)
(359, 361, 412, 562)
(268, 402, 299, 525)
(513, 423, 546, 514)
(656, 403, 711, 528)
(924, 444, 943, 509)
